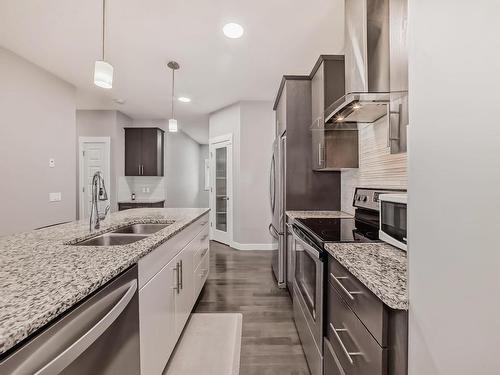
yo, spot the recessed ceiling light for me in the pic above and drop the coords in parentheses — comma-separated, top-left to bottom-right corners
(223, 23, 244, 39)
(178, 97, 191, 103)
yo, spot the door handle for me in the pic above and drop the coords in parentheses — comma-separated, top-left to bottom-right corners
(34, 280, 137, 375)
(329, 322, 363, 364)
(141, 165, 144, 175)
(138, 165, 141, 175)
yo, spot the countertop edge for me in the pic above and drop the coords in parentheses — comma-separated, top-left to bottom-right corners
(324, 243, 408, 311)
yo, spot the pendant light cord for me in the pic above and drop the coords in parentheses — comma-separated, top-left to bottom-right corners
(171, 67, 175, 118)
(102, 0, 106, 60)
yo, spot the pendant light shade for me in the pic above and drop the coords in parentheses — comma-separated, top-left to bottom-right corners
(168, 118, 178, 132)
(94, 60, 113, 89)
(94, 0, 113, 89)
(167, 61, 180, 133)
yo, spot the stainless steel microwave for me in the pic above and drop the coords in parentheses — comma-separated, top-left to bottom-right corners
(379, 193, 407, 251)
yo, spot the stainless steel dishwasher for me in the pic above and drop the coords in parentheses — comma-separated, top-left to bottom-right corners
(0, 265, 140, 375)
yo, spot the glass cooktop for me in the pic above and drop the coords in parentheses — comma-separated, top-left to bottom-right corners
(294, 217, 379, 246)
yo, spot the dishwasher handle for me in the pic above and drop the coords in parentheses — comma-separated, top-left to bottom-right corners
(34, 279, 137, 375)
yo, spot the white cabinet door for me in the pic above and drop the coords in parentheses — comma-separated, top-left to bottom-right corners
(139, 259, 177, 375)
(173, 248, 194, 336)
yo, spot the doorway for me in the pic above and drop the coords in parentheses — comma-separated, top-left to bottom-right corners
(209, 134, 233, 246)
(78, 137, 111, 219)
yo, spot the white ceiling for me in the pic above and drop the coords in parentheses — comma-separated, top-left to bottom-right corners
(0, 0, 344, 143)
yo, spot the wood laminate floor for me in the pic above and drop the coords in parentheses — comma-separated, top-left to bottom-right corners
(194, 241, 311, 375)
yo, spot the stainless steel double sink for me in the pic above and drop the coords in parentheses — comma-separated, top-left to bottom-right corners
(75, 223, 171, 246)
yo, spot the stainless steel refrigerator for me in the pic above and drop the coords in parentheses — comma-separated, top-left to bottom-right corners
(269, 74, 342, 289)
(270, 134, 286, 287)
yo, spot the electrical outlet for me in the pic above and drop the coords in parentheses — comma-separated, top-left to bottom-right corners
(49, 192, 62, 202)
(146, 187, 150, 193)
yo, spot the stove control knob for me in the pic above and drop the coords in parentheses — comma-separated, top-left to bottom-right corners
(362, 196, 368, 202)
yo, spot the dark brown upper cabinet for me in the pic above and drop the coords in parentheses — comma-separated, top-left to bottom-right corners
(310, 55, 359, 171)
(125, 127, 164, 176)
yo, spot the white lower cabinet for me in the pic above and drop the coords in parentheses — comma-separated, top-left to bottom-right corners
(139, 258, 177, 375)
(172, 247, 194, 337)
(139, 215, 210, 375)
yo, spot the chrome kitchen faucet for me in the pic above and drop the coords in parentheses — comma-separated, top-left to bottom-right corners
(90, 171, 110, 232)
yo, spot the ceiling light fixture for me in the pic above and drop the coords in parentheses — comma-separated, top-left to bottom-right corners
(167, 61, 180, 133)
(178, 97, 191, 103)
(94, 0, 113, 89)
(223, 23, 244, 39)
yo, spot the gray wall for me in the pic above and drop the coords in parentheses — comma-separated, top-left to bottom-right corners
(208, 101, 274, 247)
(76, 110, 131, 215)
(0, 47, 76, 235)
(238, 101, 274, 244)
(408, 1, 500, 374)
(132, 120, 205, 208)
(197, 144, 209, 207)
(165, 130, 203, 208)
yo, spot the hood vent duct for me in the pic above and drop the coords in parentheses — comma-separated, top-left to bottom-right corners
(326, 0, 408, 153)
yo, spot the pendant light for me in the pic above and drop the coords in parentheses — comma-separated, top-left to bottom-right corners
(94, 0, 113, 89)
(167, 61, 180, 132)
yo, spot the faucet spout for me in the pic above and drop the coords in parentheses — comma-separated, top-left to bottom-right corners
(89, 171, 110, 232)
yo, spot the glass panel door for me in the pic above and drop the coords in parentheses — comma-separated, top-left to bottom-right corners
(215, 147, 228, 232)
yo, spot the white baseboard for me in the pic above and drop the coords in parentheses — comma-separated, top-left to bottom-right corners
(230, 241, 276, 251)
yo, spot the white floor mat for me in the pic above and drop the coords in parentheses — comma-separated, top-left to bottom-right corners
(163, 313, 242, 375)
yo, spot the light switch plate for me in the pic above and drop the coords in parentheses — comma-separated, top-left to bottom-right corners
(49, 192, 62, 202)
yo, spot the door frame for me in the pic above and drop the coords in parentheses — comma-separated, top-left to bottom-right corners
(78, 137, 111, 220)
(209, 133, 233, 245)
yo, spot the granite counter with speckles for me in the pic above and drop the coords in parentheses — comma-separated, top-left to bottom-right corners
(325, 242, 408, 310)
(0, 207, 209, 356)
(285, 211, 353, 220)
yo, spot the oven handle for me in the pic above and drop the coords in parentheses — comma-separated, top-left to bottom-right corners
(292, 226, 321, 260)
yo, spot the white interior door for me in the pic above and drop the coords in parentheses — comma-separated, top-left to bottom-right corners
(79, 138, 110, 219)
(209, 136, 232, 246)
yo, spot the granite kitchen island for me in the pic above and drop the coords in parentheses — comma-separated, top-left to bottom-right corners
(0, 207, 209, 358)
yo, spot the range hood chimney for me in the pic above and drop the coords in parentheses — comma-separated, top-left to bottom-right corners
(325, 0, 408, 153)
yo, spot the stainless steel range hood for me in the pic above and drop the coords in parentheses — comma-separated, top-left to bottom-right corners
(325, 0, 408, 153)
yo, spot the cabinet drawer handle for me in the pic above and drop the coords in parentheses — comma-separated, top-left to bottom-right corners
(172, 263, 180, 294)
(330, 273, 362, 300)
(179, 260, 183, 290)
(329, 323, 363, 364)
(138, 165, 141, 175)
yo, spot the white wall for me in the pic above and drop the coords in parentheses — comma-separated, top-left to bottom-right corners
(208, 101, 274, 248)
(76, 110, 130, 214)
(0, 47, 76, 235)
(408, 2, 500, 374)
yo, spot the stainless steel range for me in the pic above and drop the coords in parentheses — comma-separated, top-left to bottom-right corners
(292, 187, 405, 375)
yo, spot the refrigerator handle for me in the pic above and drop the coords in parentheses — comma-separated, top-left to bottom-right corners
(33, 280, 137, 375)
(269, 154, 276, 213)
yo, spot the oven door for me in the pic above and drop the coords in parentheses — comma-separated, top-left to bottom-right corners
(293, 226, 324, 348)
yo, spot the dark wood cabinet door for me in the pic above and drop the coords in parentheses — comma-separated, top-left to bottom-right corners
(125, 128, 142, 176)
(141, 128, 164, 176)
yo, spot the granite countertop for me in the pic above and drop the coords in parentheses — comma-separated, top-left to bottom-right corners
(118, 198, 166, 204)
(0, 207, 209, 356)
(286, 210, 353, 220)
(324, 242, 408, 310)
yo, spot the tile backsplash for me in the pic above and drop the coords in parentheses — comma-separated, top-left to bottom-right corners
(117, 176, 166, 202)
(342, 118, 408, 215)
